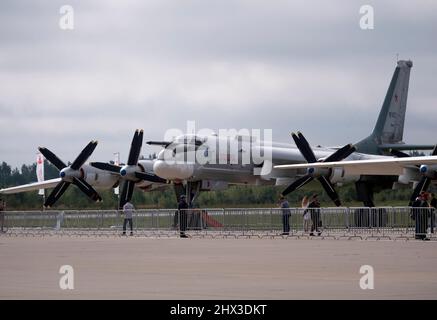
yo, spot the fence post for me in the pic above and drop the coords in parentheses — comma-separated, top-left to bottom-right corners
(55, 211, 64, 231)
(222, 208, 225, 232)
(100, 211, 104, 230)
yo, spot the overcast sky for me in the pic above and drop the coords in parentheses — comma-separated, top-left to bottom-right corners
(1, 0, 436, 168)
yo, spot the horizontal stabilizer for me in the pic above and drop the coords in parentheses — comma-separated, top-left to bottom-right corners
(146, 141, 172, 147)
(379, 144, 435, 151)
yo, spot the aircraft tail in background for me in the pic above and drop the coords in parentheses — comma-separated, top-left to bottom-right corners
(355, 60, 433, 155)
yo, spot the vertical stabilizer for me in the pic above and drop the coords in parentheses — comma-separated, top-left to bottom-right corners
(355, 60, 412, 155)
(373, 60, 412, 144)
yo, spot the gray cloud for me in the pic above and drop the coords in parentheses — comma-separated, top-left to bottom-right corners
(0, 0, 436, 168)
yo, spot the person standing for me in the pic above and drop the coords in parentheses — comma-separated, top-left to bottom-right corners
(279, 195, 291, 235)
(430, 193, 436, 234)
(122, 201, 135, 236)
(411, 192, 430, 240)
(178, 195, 189, 238)
(309, 194, 322, 236)
(0, 199, 5, 233)
(301, 196, 311, 233)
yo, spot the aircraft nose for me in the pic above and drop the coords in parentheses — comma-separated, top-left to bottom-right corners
(153, 160, 194, 180)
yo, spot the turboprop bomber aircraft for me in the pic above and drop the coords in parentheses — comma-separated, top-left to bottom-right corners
(1, 60, 437, 208)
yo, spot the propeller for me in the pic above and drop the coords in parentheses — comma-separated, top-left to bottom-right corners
(91, 129, 167, 209)
(39, 141, 102, 208)
(281, 132, 356, 206)
(392, 145, 437, 206)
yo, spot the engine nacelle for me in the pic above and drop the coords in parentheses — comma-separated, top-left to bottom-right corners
(307, 166, 359, 184)
(307, 167, 330, 177)
(59, 167, 83, 182)
(398, 167, 420, 185)
(120, 165, 143, 181)
(84, 171, 118, 188)
(329, 167, 360, 184)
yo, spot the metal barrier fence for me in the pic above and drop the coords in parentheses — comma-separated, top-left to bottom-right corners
(0, 207, 435, 240)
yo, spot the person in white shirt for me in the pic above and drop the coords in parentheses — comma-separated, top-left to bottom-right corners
(279, 195, 291, 235)
(0, 199, 5, 233)
(302, 196, 311, 233)
(122, 201, 135, 236)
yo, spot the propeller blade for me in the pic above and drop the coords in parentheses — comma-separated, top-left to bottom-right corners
(90, 162, 121, 173)
(127, 130, 143, 165)
(323, 144, 356, 162)
(38, 147, 67, 170)
(293, 132, 317, 163)
(281, 175, 313, 196)
(70, 141, 98, 170)
(119, 180, 135, 209)
(44, 181, 71, 207)
(72, 177, 102, 202)
(406, 145, 436, 205)
(134, 171, 167, 183)
(290, 132, 352, 205)
(409, 177, 431, 206)
(318, 176, 341, 207)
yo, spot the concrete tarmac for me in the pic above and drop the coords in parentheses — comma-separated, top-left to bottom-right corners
(1, 237, 436, 299)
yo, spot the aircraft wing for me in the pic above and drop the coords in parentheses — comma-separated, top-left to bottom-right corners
(0, 178, 61, 194)
(274, 155, 437, 176)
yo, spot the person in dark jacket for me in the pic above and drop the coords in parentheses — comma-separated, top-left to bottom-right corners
(178, 195, 189, 238)
(0, 199, 5, 233)
(279, 195, 291, 235)
(308, 194, 322, 236)
(430, 193, 437, 208)
(430, 193, 436, 233)
(411, 192, 430, 240)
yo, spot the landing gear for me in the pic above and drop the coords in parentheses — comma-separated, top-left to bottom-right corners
(173, 181, 203, 230)
(185, 181, 201, 208)
(173, 181, 201, 208)
(354, 181, 389, 228)
(355, 181, 375, 207)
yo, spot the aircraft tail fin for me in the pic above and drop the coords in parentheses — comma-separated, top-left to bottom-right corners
(372, 60, 412, 144)
(355, 60, 413, 155)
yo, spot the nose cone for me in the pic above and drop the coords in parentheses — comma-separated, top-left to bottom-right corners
(120, 166, 128, 176)
(60, 170, 66, 178)
(153, 160, 194, 180)
(420, 165, 428, 174)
